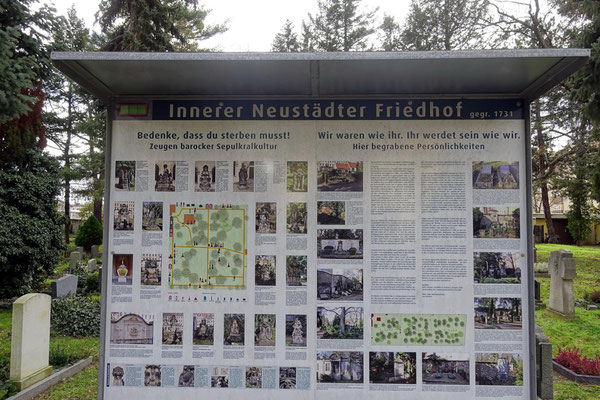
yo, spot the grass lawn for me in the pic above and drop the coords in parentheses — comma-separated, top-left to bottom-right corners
(535, 244, 600, 399)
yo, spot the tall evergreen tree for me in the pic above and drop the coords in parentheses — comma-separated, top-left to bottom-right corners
(272, 19, 300, 52)
(308, 0, 378, 51)
(379, 14, 402, 51)
(97, 0, 227, 51)
(401, 0, 490, 50)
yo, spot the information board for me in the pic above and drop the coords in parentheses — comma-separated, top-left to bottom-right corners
(101, 98, 532, 399)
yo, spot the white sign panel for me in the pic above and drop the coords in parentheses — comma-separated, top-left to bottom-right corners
(101, 98, 531, 399)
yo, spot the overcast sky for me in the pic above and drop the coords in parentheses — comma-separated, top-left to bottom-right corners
(49, 0, 411, 51)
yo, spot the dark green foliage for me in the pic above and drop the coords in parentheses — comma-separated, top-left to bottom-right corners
(272, 19, 300, 52)
(75, 216, 103, 251)
(0, 150, 64, 298)
(49, 344, 70, 367)
(85, 271, 100, 295)
(51, 296, 101, 337)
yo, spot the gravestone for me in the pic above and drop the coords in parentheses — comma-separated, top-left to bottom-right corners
(548, 250, 577, 319)
(88, 258, 98, 273)
(75, 246, 84, 254)
(69, 251, 82, 270)
(91, 245, 100, 258)
(534, 280, 545, 309)
(51, 274, 78, 298)
(10, 293, 53, 390)
(533, 247, 537, 263)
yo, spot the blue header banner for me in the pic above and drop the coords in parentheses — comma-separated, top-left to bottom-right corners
(151, 99, 523, 121)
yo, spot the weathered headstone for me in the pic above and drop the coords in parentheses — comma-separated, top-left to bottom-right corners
(75, 246, 84, 254)
(548, 249, 577, 318)
(69, 251, 81, 270)
(535, 325, 553, 399)
(88, 258, 98, 272)
(10, 293, 53, 390)
(534, 280, 546, 309)
(91, 245, 100, 258)
(51, 274, 78, 298)
(533, 246, 537, 263)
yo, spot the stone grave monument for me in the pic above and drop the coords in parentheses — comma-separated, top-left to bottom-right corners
(69, 251, 81, 270)
(10, 293, 53, 390)
(548, 249, 577, 319)
(91, 245, 100, 258)
(88, 258, 98, 273)
(51, 274, 78, 298)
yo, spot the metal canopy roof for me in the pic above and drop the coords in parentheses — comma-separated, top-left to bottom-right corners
(52, 49, 589, 100)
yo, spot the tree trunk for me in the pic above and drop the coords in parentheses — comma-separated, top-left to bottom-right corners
(534, 100, 559, 243)
(64, 84, 73, 244)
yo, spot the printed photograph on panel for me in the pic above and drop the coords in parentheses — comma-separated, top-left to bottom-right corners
(195, 161, 216, 192)
(115, 161, 135, 191)
(422, 353, 470, 385)
(112, 254, 133, 285)
(476, 353, 524, 386)
(178, 365, 195, 387)
(233, 161, 254, 192)
(316, 351, 364, 383)
(154, 161, 176, 192)
(369, 352, 417, 384)
(317, 201, 345, 225)
(246, 366, 262, 388)
(472, 161, 520, 189)
(474, 252, 522, 284)
(474, 297, 522, 329)
(224, 313, 245, 346)
(113, 201, 134, 231)
(256, 202, 276, 233)
(371, 314, 466, 346)
(279, 367, 296, 389)
(162, 313, 184, 345)
(317, 161, 363, 192)
(144, 365, 161, 387)
(287, 161, 308, 192)
(286, 314, 307, 347)
(140, 254, 161, 286)
(192, 313, 214, 345)
(317, 307, 363, 339)
(255, 255, 276, 286)
(110, 364, 125, 386)
(110, 312, 153, 344)
(317, 268, 363, 301)
(287, 202, 307, 234)
(473, 207, 520, 238)
(317, 229, 363, 259)
(286, 255, 307, 286)
(254, 314, 276, 346)
(142, 201, 163, 231)
(211, 366, 229, 387)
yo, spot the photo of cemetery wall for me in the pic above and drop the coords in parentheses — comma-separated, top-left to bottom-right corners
(192, 313, 214, 345)
(369, 352, 416, 384)
(422, 353, 470, 385)
(473, 161, 519, 189)
(317, 306, 363, 339)
(286, 255, 307, 286)
(474, 297, 522, 329)
(317, 201, 345, 225)
(371, 314, 466, 346)
(287, 161, 308, 192)
(476, 353, 523, 386)
(115, 160, 135, 191)
(474, 252, 522, 284)
(110, 312, 154, 344)
(473, 207, 520, 238)
(317, 229, 363, 259)
(318, 161, 363, 192)
(286, 314, 307, 347)
(317, 268, 363, 301)
(316, 351, 363, 383)
(255, 255, 276, 286)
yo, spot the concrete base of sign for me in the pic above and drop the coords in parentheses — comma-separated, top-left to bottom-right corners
(546, 308, 577, 320)
(12, 366, 53, 391)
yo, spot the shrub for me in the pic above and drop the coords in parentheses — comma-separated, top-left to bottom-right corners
(85, 271, 100, 294)
(51, 296, 101, 338)
(0, 150, 65, 298)
(555, 347, 600, 376)
(75, 215, 103, 251)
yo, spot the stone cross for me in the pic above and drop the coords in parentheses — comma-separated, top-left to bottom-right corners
(548, 249, 577, 318)
(69, 251, 82, 270)
(10, 293, 53, 390)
